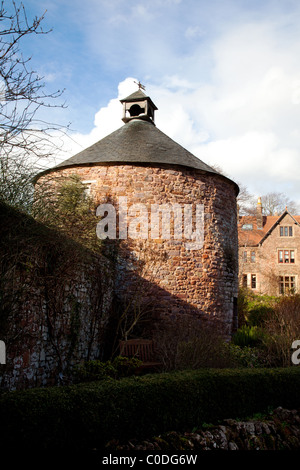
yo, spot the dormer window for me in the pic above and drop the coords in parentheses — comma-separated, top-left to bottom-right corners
(242, 224, 253, 230)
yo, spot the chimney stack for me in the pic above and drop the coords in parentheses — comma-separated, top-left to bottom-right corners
(257, 197, 263, 229)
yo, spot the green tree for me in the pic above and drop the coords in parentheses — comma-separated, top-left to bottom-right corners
(35, 174, 102, 252)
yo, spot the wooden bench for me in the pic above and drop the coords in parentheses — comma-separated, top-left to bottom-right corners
(119, 338, 161, 372)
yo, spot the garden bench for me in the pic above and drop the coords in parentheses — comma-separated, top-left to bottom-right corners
(119, 338, 161, 372)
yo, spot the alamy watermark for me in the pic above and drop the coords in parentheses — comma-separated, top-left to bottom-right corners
(291, 340, 300, 365)
(96, 197, 204, 250)
(0, 340, 5, 364)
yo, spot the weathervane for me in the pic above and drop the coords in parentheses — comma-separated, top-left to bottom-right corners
(134, 80, 146, 91)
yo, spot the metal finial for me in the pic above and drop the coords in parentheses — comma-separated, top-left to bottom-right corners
(134, 80, 146, 91)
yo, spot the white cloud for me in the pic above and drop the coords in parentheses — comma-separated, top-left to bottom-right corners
(55, 77, 138, 160)
(152, 20, 300, 206)
(51, 7, 300, 207)
(55, 71, 300, 207)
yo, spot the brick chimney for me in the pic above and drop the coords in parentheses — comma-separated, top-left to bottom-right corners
(256, 197, 263, 229)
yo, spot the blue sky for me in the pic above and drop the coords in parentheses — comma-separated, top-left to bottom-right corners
(10, 0, 300, 206)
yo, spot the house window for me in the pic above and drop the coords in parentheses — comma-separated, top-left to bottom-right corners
(280, 226, 293, 237)
(251, 274, 257, 289)
(251, 251, 256, 263)
(242, 274, 248, 288)
(242, 224, 253, 230)
(278, 250, 295, 263)
(243, 251, 247, 262)
(279, 276, 296, 294)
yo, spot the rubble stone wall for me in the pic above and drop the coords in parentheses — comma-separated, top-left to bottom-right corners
(40, 163, 239, 337)
(0, 204, 114, 391)
(108, 407, 300, 451)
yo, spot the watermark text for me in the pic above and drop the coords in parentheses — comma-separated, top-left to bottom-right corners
(292, 340, 300, 365)
(96, 197, 204, 250)
(0, 340, 6, 364)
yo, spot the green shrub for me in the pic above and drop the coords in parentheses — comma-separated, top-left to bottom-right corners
(237, 287, 253, 326)
(237, 290, 277, 327)
(225, 343, 266, 368)
(232, 325, 266, 348)
(73, 356, 142, 383)
(247, 305, 275, 327)
(112, 355, 143, 377)
(235, 292, 300, 367)
(1, 367, 300, 450)
(73, 360, 116, 383)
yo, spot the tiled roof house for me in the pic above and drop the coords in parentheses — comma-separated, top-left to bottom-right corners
(238, 198, 300, 295)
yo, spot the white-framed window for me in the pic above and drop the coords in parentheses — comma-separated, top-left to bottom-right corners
(251, 274, 257, 289)
(241, 273, 257, 289)
(278, 250, 295, 264)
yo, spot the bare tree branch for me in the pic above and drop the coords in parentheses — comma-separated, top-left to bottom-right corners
(0, 1, 68, 211)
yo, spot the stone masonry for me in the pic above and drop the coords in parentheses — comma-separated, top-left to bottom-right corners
(107, 407, 300, 451)
(35, 88, 239, 342)
(0, 203, 114, 390)
(39, 162, 239, 338)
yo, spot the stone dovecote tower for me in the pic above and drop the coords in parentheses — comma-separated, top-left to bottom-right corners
(36, 87, 239, 338)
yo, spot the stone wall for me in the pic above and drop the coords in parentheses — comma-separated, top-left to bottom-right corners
(107, 407, 300, 451)
(0, 203, 113, 390)
(39, 163, 239, 338)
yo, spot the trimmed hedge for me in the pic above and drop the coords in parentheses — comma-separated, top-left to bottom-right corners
(1, 367, 300, 450)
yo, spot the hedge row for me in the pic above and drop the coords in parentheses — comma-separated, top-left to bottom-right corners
(1, 367, 300, 450)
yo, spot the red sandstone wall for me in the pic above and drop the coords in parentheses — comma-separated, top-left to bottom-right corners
(40, 163, 239, 338)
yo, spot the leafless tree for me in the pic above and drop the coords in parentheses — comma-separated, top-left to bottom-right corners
(0, 1, 67, 211)
(212, 165, 300, 217)
(236, 184, 257, 216)
(260, 192, 300, 216)
(239, 191, 300, 217)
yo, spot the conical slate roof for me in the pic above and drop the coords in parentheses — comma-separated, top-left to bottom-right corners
(36, 89, 239, 194)
(52, 119, 219, 174)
